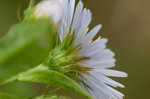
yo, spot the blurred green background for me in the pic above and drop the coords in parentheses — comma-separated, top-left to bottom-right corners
(0, 0, 149, 99)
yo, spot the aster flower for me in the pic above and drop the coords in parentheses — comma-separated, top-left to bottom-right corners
(56, 0, 128, 99)
(34, 0, 127, 98)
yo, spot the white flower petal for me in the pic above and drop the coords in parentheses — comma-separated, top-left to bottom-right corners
(81, 38, 108, 54)
(83, 24, 102, 45)
(85, 76, 121, 98)
(59, 22, 64, 41)
(106, 85, 124, 99)
(68, 0, 75, 26)
(81, 59, 116, 68)
(87, 87, 111, 99)
(89, 49, 115, 60)
(91, 72, 125, 88)
(75, 9, 92, 43)
(66, 0, 75, 33)
(72, 1, 84, 33)
(96, 69, 128, 77)
(93, 77, 124, 98)
(59, 0, 69, 41)
(61, 0, 69, 33)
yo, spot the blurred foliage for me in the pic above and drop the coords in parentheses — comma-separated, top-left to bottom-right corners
(0, 17, 54, 84)
(0, 0, 149, 99)
(1, 82, 37, 98)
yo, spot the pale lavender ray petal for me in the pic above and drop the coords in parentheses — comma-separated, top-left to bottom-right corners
(85, 76, 117, 98)
(72, 1, 84, 33)
(59, 22, 64, 41)
(68, 0, 75, 28)
(83, 77, 112, 99)
(91, 72, 125, 88)
(87, 76, 124, 99)
(106, 85, 124, 99)
(81, 38, 108, 54)
(95, 69, 128, 77)
(87, 87, 111, 99)
(66, 0, 75, 33)
(89, 49, 115, 60)
(61, 0, 69, 34)
(83, 24, 102, 45)
(75, 9, 92, 43)
(80, 59, 116, 68)
(58, 0, 69, 39)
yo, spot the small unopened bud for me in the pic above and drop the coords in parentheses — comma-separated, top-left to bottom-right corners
(34, 0, 63, 24)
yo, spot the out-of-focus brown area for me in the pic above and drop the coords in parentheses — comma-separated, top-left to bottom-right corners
(87, 0, 150, 99)
(0, 0, 149, 99)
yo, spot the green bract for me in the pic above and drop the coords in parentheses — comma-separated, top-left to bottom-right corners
(17, 65, 93, 99)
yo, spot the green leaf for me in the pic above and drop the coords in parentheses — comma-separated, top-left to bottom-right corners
(17, 65, 93, 99)
(0, 18, 55, 84)
(0, 93, 21, 99)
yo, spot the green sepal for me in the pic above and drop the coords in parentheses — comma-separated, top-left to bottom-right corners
(17, 65, 93, 99)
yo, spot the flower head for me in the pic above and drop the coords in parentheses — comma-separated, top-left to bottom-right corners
(39, 0, 128, 98)
(54, 0, 128, 99)
(34, 0, 64, 24)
